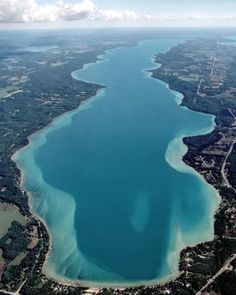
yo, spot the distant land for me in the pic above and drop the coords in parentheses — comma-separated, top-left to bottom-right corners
(0, 29, 235, 295)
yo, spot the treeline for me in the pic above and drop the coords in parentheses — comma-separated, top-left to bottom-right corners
(0, 221, 30, 261)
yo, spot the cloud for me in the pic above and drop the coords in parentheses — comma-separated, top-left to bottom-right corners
(171, 14, 236, 21)
(0, 0, 151, 23)
(90, 9, 153, 22)
(0, 0, 235, 25)
(91, 10, 138, 21)
(0, 0, 96, 22)
(54, 0, 95, 21)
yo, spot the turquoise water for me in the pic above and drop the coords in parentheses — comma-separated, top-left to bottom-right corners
(13, 39, 219, 286)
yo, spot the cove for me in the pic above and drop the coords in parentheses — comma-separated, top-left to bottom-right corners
(13, 39, 220, 286)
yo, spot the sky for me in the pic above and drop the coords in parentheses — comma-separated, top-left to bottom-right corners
(1, 0, 236, 30)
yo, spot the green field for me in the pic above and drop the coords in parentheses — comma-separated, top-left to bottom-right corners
(0, 203, 27, 238)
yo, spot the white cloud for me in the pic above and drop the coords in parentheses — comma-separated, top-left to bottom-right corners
(54, 0, 95, 21)
(90, 9, 153, 22)
(91, 10, 139, 21)
(0, 0, 96, 22)
(0, 0, 235, 26)
(0, 0, 151, 23)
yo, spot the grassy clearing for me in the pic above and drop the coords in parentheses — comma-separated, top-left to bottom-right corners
(8, 251, 28, 267)
(0, 203, 27, 238)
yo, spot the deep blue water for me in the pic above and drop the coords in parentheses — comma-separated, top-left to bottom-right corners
(14, 39, 219, 285)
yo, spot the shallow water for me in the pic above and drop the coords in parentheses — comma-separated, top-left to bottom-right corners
(13, 39, 220, 286)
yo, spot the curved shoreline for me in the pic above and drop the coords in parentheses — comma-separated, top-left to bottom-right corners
(11, 39, 221, 289)
(149, 69, 221, 286)
(12, 88, 107, 283)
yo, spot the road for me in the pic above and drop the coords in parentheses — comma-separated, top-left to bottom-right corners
(220, 108, 236, 188)
(210, 57, 217, 77)
(0, 280, 26, 295)
(196, 254, 236, 295)
(197, 78, 203, 96)
(221, 138, 236, 188)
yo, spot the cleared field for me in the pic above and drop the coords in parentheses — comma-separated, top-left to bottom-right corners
(0, 203, 27, 238)
(8, 251, 28, 267)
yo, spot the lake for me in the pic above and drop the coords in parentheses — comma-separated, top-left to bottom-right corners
(13, 38, 219, 286)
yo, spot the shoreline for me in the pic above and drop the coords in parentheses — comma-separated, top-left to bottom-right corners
(145, 53, 222, 287)
(146, 37, 236, 294)
(12, 87, 107, 284)
(11, 39, 222, 290)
